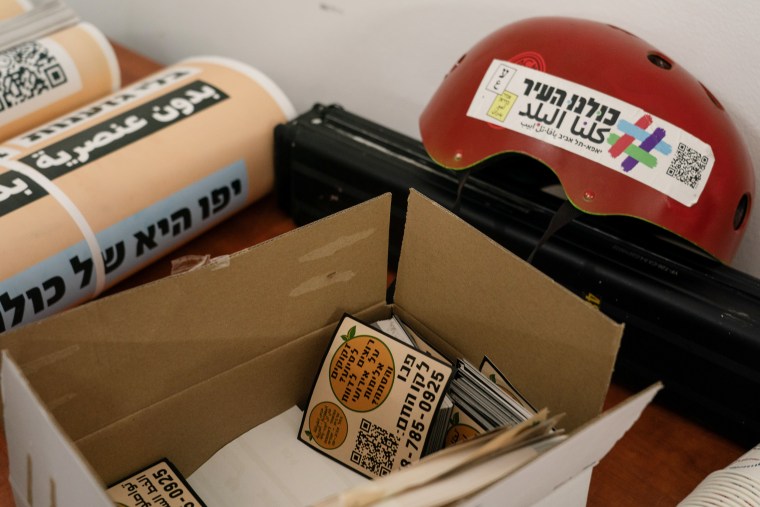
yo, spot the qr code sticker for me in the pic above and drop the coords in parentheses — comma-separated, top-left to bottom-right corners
(350, 418, 399, 477)
(666, 143, 709, 189)
(0, 40, 68, 113)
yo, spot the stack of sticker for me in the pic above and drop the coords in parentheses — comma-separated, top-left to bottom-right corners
(679, 444, 760, 506)
(448, 359, 536, 432)
(299, 315, 455, 479)
(0, 56, 295, 332)
(374, 315, 455, 457)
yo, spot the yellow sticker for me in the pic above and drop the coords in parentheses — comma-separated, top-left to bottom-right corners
(584, 293, 602, 308)
(487, 91, 517, 122)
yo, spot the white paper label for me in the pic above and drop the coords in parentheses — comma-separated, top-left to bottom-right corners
(466, 60, 714, 207)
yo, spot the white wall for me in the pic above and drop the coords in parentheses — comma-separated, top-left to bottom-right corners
(67, 0, 760, 278)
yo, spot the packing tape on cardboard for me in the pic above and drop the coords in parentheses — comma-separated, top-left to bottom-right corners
(0, 56, 294, 333)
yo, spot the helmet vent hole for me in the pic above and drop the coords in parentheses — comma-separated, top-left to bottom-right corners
(647, 53, 672, 70)
(734, 193, 751, 230)
(699, 82, 725, 110)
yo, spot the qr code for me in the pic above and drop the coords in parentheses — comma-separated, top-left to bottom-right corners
(350, 418, 399, 477)
(0, 40, 67, 112)
(666, 143, 709, 189)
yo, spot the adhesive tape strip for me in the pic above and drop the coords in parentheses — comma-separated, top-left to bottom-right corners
(2, 159, 106, 297)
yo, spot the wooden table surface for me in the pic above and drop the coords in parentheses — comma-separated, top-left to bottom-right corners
(0, 44, 749, 507)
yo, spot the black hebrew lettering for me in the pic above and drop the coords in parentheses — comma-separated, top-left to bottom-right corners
(523, 79, 567, 107)
(198, 179, 243, 220)
(523, 78, 536, 95)
(25, 276, 66, 314)
(134, 225, 159, 256)
(25, 287, 45, 313)
(42, 276, 65, 306)
(597, 105, 608, 122)
(170, 208, 191, 235)
(536, 84, 555, 102)
(1, 276, 67, 331)
(157, 218, 170, 236)
(103, 241, 126, 274)
(199, 196, 211, 220)
(0, 292, 25, 331)
(70, 255, 94, 289)
(570, 116, 608, 144)
(585, 98, 600, 118)
(602, 107, 620, 126)
(565, 95, 620, 127)
(549, 88, 566, 106)
(133, 206, 195, 258)
(572, 96, 587, 114)
(211, 188, 230, 214)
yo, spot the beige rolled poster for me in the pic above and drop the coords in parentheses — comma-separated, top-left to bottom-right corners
(0, 56, 295, 332)
(0, 0, 31, 21)
(0, 21, 120, 141)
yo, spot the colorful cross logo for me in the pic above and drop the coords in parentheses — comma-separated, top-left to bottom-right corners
(607, 114, 671, 172)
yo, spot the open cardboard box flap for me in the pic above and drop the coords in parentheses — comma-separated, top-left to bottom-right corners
(1, 190, 657, 506)
(394, 191, 624, 432)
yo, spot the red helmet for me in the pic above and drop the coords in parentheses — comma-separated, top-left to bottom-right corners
(420, 17, 754, 263)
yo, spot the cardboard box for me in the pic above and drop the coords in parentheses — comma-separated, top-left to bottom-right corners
(0, 190, 658, 506)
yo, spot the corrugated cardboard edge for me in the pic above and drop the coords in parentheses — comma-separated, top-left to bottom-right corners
(461, 383, 663, 506)
(1, 193, 392, 486)
(0, 188, 652, 506)
(2, 352, 113, 506)
(395, 190, 625, 431)
(74, 303, 391, 485)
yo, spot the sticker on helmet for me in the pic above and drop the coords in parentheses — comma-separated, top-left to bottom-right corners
(466, 59, 714, 207)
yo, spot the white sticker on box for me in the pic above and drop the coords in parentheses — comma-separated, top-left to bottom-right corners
(466, 59, 715, 207)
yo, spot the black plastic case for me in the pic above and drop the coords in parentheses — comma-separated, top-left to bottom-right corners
(275, 103, 760, 443)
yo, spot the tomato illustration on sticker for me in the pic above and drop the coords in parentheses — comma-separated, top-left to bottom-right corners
(329, 325, 395, 412)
